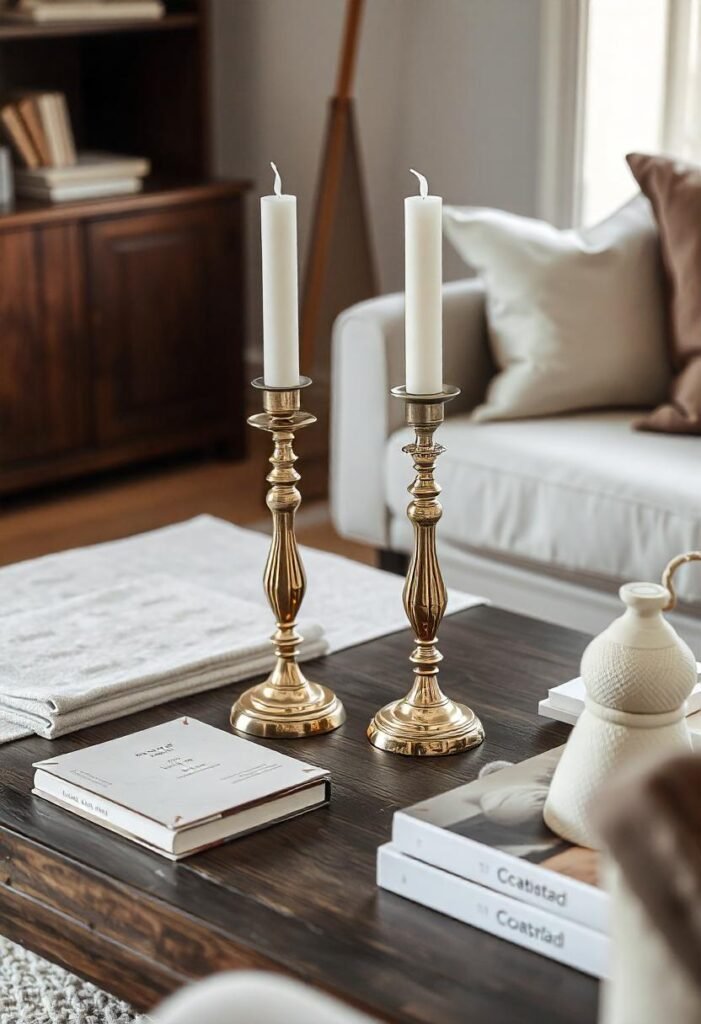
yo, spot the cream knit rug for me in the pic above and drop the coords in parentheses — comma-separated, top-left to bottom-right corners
(0, 937, 147, 1024)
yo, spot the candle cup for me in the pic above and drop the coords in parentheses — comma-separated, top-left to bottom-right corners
(230, 377, 345, 738)
(367, 385, 484, 756)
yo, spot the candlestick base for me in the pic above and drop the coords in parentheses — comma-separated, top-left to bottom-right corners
(231, 658, 345, 739)
(367, 698, 483, 757)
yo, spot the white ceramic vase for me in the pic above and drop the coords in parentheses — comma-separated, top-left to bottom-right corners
(543, 582, 696, 848)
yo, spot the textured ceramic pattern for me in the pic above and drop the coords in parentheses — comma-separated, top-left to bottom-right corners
(544, 715, 692, 847)
(544, 583, 696, 848)
(581, 638, 696, 713)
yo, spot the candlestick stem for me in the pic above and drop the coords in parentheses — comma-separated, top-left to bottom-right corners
(367, 386, 484, 756)
(230, 378, 345, 738)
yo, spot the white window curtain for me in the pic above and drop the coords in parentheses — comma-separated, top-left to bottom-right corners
(539, 0, 701, 228)
(664, 0, 701, 159)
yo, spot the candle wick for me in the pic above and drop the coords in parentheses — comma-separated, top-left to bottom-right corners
(270, 161, 282, 198)
(410, 168, 429, 198)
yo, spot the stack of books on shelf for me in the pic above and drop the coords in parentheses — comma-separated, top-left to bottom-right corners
(1, 91, 75, 168)
(378, 747, 609, 978)
(16, 152, 151, 201)
(0, 90, 150, 201)
(1, 0, 164, 23)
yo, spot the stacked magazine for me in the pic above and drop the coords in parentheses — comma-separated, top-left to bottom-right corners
(377, 747, 609, 978)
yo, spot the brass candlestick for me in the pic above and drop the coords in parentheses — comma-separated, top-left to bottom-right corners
(367, 385, 484, 756)
(230, 377, 345, 738)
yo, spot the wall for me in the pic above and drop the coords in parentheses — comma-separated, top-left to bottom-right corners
(395, 0, 543, 284)
(210, 0, 543, 350)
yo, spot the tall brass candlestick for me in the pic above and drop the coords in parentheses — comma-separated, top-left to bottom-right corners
(230, 377, 345, 738)
(367, 386, 484, 756)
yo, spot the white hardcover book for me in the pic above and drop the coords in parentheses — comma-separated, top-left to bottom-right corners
(392, 747, 608, 934)
(16, 151, 150, 185)
(537, 699, 578, 726)
(33, 717, 330, 859)
(35, 780, 328, 860)
(18, 177, 142, 201)
(378, 844, 609, 979)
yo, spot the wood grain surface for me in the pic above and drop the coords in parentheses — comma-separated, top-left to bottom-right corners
(0, 606, 596, 1023)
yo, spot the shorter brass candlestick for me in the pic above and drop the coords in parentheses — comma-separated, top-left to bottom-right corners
(230, 377, 345, 739)
(368, 385, 484, 756)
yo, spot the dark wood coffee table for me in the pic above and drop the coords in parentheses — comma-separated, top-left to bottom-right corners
(0, 606, 596, 1024)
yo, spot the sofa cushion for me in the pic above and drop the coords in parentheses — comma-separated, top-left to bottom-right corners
(442, 197, 670, 421)
(627, 152, 701, 435)
(384, 411, 701, 602)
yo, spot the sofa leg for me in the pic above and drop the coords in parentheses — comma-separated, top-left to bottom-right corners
(378, 548, 410, 576)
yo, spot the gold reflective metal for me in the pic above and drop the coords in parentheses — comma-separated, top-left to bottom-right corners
(230, 378, 345, 739)
(367, 386, 484, 756)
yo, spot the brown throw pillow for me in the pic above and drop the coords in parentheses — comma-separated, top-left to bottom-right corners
(627, 152, 701, 434)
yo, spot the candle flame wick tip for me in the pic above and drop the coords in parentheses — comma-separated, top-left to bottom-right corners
(410, 168, 429, 198)
(270, 161, 282, 197)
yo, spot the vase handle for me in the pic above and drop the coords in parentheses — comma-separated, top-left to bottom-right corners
(662, 551, 701, 611)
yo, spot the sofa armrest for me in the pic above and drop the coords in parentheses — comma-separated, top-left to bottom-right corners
(330, 278, 490, 548)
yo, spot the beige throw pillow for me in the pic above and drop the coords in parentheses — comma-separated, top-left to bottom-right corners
(443, 197, 670, 421)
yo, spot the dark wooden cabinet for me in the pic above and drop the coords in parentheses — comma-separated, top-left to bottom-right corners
(0, 183, 248, 494)
(88, 201, 240, 447)
(0, 3, 249, 495)
(0, 222, 88, 468)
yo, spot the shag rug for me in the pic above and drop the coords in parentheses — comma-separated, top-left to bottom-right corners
(0, 937, 149, 1024)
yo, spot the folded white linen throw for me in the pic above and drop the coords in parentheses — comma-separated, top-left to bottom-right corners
(0, 575, 325, 742)
(0, 516, 484, 743)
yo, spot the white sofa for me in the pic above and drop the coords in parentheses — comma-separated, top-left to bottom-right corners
(330, 279, 701, 650)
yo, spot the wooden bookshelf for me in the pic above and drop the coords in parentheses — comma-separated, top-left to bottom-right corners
(0, 1, 250, 495)
(0, 177, 248, 228)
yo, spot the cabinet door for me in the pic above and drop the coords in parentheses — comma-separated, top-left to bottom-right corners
(0, 224, 89, 468)
(87, 202, 242, 446)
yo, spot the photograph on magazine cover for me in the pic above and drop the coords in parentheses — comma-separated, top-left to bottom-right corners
(405, 748, 600, 888)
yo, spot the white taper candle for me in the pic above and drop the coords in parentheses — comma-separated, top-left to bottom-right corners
(405, 169, 443, 395)
(261, 162, 300, 387)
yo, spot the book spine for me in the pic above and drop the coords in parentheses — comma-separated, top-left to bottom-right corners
(0, 107, 40, 169)
(36, 96, 62, 166)
(34, 769, 176, 852)
(16, 99, 51, 167)
(378, 845, 609, 979)
(54, 93, 76, 166)
(392, 811, 608, 934)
